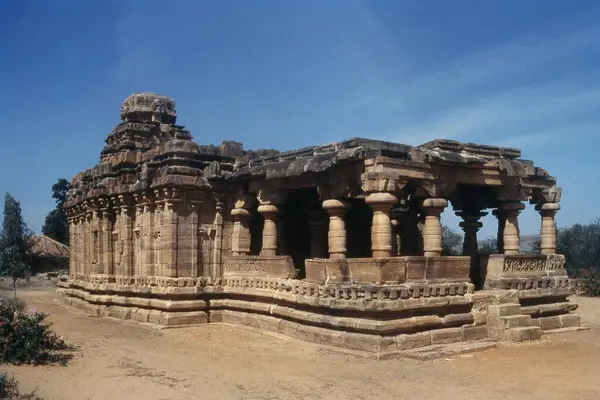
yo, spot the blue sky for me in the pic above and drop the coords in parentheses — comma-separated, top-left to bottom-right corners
(1, 0, 599, 240)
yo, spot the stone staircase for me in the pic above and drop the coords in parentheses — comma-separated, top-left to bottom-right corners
(487, 303, 542, 342)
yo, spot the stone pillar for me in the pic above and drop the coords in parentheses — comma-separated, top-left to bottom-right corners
(162, 194, 181, 278)
(231, 207, 251, 256)
(498, 202, 525, 255)
(75, 213, 83, 276)
(67, 216, 75, 277)
(133, 202, 144, 277)
(307, 210, 328, 258)
(118, 196, 135, 277)
(536, 202, 560, 254)
(212, 199, 225, 277)
(142, 197, 155, 276)
(85, 208, 93, 275)
(100, 204, 115, 276)
(492, 209, 505, 253)
(257, 204, 279, 256)
(457, 210, 487, 288)
(420, 198, 448, 257)
(365, 192, 398, 258)
(188, 199, 203, 278)
(322, 199, 348, 259)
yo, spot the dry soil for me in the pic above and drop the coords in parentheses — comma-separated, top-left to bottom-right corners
(3, 284, 600, 400)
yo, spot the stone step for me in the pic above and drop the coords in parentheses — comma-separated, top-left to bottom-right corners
(499, 315, 531, 329)
(503, 326, 542, 342)
(488, 303, 521, 317)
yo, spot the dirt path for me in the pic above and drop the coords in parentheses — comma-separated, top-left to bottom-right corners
(3, 288, 600, 400)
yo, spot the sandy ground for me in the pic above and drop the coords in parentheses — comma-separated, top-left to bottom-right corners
(2, 283, 600, 400)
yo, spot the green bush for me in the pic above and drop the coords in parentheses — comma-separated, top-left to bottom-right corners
(0, 312, 68, 366)
(0, 297, 24, 321)
(0, 372, 42, 400)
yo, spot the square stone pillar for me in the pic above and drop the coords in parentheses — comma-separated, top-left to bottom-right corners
(66, 215, 76, 277)
(420, 198, 448, 257)
(142, 197, 156, 276)
(211, 199, 226, 277)
(162, 197, 181, 278)
(117, 196, 135, 277)
(365, 192, 398, 258)
(498, 201, 525, 255)
(322, 199, 349, 259)
(536, 202, 560, 254)
(100, 205, 115, 276)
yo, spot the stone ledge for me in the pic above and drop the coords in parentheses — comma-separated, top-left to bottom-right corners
(58, 288, 482, 355)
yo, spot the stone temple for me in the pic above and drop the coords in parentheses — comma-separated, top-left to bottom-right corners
(58, 92, 581, 357)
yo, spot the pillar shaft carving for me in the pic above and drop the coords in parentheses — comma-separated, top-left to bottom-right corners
(115, 195, 135, 277)
(322, 199, 348, 259)
(366, 192, 398, 258)
(99, 200, 115, 276)
(492, 209, 505, 253)
(536, 202, 560, 254)
(498, 202, 525, 255)
(420, 198, 447, 257)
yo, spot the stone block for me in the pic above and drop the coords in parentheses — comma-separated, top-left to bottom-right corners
(148, 310, 162, 324)
(431, 327, 463, 344)
(304, 260, 327, 284)
(396, 332, 432, 350)
(462, 325, 489, 341)
(487, 303, 521, 317)
(559, 314, 581, 328)
(406, 257, 427, 281)
(503, 326, 542, 342)
(538, 315, 562, 331)
(425, 256, 470, 281)
(258, 316, 281, 332)
(132, 309, 150, 323)
(278, 320, 300, 337)
(160, 311, 208, 326)
(473, 310, 488, 326)
(109, 306, 132, 320)
(442, 313, 474, 327)
(499, 315, 531, 329)
(341, 332, 380, 352)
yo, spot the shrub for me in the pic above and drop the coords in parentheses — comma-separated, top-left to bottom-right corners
(0, 312, 68, 366)
(0, 294, 69, 366)
(0, 297, 25, 321)
(0, 372, 42, 400)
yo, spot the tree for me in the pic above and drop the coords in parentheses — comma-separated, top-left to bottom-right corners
(41, 178, 70, 245)
(0, 246, 30, 299)
(441, 225, 463, 256)
(0, 194, 34, 298)
(478, 237, 498, 255)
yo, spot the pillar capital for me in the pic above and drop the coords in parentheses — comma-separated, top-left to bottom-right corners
(421, 198, 448, 210)
(322, 199, 349, 216)
(498, 201, 525, 213)
(535, 202, 560, 215)
(231, 207, 251, 220)
(365, 192, 398, 207)
(257, 204, 279, 215)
